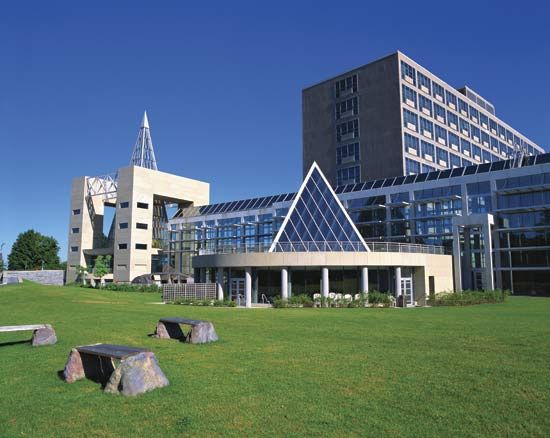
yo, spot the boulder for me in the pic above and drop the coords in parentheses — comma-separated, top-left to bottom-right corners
(154, 321, 185, 340)
(63, 349, 85, 383)
(32, 325, 57, 346)
(188, 322, 218, 344)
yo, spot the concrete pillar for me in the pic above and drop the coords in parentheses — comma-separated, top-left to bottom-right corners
(252, 270, 259, 304)
(483, 221, 495, 291)
(395, 267, 402, 297)
(463, 228, 472, 290)
(452, 225, 462, 292)
(281, 268, 288, 300)
(288, 269, 292, 297)
(216, 267, 224, 301)
(360, 267, 369, 293)
(321, 267, 329, 297)
(245, 267, 252, 308)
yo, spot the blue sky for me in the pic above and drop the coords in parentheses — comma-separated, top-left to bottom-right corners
(1, 0, 549, 259)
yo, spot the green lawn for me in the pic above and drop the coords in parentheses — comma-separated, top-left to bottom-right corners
(0, 283, 549, 437)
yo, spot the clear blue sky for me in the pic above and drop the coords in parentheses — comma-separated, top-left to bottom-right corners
(1, 0, 549, 260)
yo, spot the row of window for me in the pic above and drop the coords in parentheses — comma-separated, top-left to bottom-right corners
(334, 74, 358, 98)
(401, 84, 537, 154)
(118, 222, 148, 230)
(70, 243, 147, 252)
(336, 142, 360, 165)
(336, 165, 361, 186)
(335, 97, 358, 120)
(71, 201, 149, 216)
(336, 119, 359, 142)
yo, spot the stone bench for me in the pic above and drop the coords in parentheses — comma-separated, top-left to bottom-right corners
(0, 324, 57, 346)
(154, 317, 218, 344)
(62, 343, 169, 396)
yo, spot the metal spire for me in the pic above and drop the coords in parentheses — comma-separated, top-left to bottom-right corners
(130, 111, 158, 170)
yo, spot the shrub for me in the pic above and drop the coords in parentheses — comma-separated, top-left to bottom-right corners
(429, 289, 510, 306)
(79, 283, 161, 293)
(171, 298, 235, 307)
(367, 291, 391, 307)
(273, 294, 313, 308)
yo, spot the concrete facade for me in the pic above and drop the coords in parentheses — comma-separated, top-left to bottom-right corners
(2, 270, 65, 286)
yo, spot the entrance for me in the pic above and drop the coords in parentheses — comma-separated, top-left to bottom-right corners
(401, 277, 414, 306)
(230, 278, 245, 305)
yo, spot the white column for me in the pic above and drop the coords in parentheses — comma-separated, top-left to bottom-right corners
(281, 268, 288, 300)
(452, 225, 462, 292)
(216, 267, 224, 301)
(483, 221, 495, 291)
(321, 267, 329, 297)
(360, 267, 369, 293)
(288, 269, 292, 298)
(395, 267, 402, 298)
(245, 267, 252, 308)
(253, 271, 259, 304)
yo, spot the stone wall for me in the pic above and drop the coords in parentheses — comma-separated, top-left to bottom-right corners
(2, 270, 65, 286)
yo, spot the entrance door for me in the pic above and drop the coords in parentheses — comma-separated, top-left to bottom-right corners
(230, 278, 245, 305)
(401, 277, 414, 306)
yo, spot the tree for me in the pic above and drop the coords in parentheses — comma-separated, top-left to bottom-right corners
(8, 230, 61, 271)
(93, 255, 112, 287)
(76, 265, 89, 285)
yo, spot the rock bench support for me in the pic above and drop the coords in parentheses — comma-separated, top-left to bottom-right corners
(62, 344, 169, 396)
(155, 317, 218, 344)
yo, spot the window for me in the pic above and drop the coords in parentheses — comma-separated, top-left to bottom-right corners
(120, 202, 129, 208)
(422, 163, 435, 173)
(447, 111, 458, 130)
(480, 113, 488, 128)
(335, 74, 358, 98)
(498, 124, 506, 139)
(469, 106, 479, 122)
(446, 91, 457, 109)
(417, 72, 431, 92)
(118, 243, 128, 250)
(437, 147, 448, 165)
(136, 222, 148, 230)
(434, 103, 446, 123)
(483, 150, 493, 163)
(402, 84, 417, 107)
(435, 125, 447, 144)
(462, 159, 472, 167)
(119, 222, 128, 229)
(490, 136, 499, 152)
(421, 141, 434, 161)
(500, 141, 508, 156)
(450, 153, 461, 168)
(461, 138, 471, 156)
(419, 95, 432, 115)
(458, 99, 469, 116)
(506, 129, 514, 145)
(405, 158, 420, 175)
(489, 119, 498, 134)
(481, 131, 490, 146)
(336, 166, 361, 185)
(404, 133, 419, 155)
(403, 109, 418, 131)
(471, 125, 480, 142)
(137, 202, 149, 209)
(336, 119, 359, 141)
(400, 61, 416, 85)
(335, 97, 358, 119)
(432, 82, 444, 101)
(336, 142, 359, 164)
(71, 227, 80, 234)
(71, 246, 79, 252)
(72, 209, 80, 215)
(135, 243, 148, 250)
(448, 132, 460, 150)
(459, 118, 470, 136)
(420, 117, 433, 138)
(472, 145, 482, 161)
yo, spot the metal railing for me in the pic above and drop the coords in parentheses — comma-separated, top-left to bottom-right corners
(197, 241, 446, 255)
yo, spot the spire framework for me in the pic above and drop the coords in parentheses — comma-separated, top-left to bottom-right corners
(130, 111, 158, 170)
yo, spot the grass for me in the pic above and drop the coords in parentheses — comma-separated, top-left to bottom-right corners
(0, 283, 549, 437)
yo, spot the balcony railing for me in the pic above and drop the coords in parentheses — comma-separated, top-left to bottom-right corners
(197, 241, 446, 255)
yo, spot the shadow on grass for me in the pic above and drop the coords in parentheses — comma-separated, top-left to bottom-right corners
(56, 353, 116, 389)
(0, 339, 31, 347)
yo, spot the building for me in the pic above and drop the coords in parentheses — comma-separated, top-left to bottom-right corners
(66, 113, 209, 284)
(302, 51, 544, 186)
(168, 153, 550, 298)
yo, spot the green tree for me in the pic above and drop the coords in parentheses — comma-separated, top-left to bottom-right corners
(8, 230, 61, 270)
(93, 255, 112, 287)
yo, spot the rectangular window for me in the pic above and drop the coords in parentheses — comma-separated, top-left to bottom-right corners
(419, 95, 432, 116)
(432, 82, 444, 101)
(71, 246, 79, 252)
(336, 119, 359, 141)
(136, 222, 148, 230)
(480, 113, 489, 129)
(400, 61, 416, 85)
(417, 72, 431, 93)
(498, 124, 506, 140)
(403, 108, 418, 131)
(490, 136, 499, 152)
(483, 150, 493, 163)
(71, 227, 80, 234)
(335, 97, 358, 120)
(500, 141, 508, 157)
(118, 243, 128, 250)
(461, 138, 471, 156)
(135, 243, 148, 250)
(402, 84, 417, 107)
(421, 141, 434, 161)
(472, 145, 482, 161)
(405, 158, 420, 175)
(471, 125, 481, 142)
(462, 159, 472, 167)
(447, 111, 458, 130)
(489, 119, 498, 134)
(481, 131, 490, 146)
(137, 202, 149, 209)
(422, 163, 435, 173)
(404, 133, 420, 155)
(336, 142, 360, 165)
(450, 153, 461, 168)
(435, 125, 447, 145)
(448, 132, 460, 151)
(446, 90, 457, 109)
(120, 201, 129, 208)
(434, 103, 446, 123)
(437, 147, 448, 165)
(469, 106, 479, 123)
(458, 99, 469, 116)
(460, 118, 470, 137)
(420, 117, 433, 138)
(336, 166, 361, 185)
(335, 74, 358, 98)
(506, 129, 514, 145)
(72, 209, 80, 215)
(119, 222, 128, 229)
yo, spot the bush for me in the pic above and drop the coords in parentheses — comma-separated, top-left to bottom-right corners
(172, 298, 235, 307)
(80, 283, 161, 293)
(429, 289, 510, 306)
(273, 294, 313, 308)
(367, 291, 391, 307)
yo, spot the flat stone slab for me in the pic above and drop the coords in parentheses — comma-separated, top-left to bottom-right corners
(155, 318, 218, 344)
(0, 324, 57, 346)
(63, 343, 169, 396)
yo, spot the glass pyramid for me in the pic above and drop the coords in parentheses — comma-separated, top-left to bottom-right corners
(269, 163, 369, 252)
